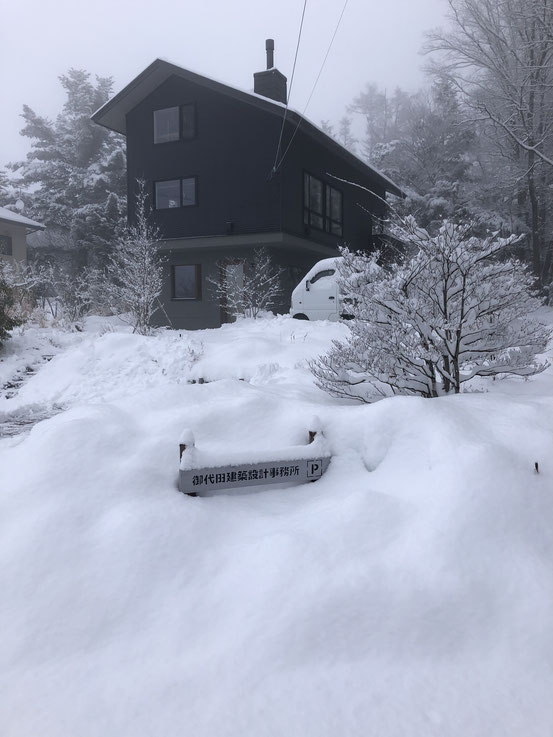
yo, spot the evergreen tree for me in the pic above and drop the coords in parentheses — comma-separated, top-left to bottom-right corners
(338, 115, 357, 153)
(0, 169, 9, 206)
(11, 69, 126, 269)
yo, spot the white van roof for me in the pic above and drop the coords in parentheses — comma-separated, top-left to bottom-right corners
(303, 257, 342, 280)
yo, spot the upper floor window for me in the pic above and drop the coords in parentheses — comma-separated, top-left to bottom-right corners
(181, 104, 195, 139)
(154, 107, 180, 143)
(304, 173, 343, 237)
(155, 178, 197, 209)
(153, 104, 196, 144)
(0, 235, 13, 257)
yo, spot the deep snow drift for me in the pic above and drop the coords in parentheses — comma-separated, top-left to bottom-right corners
(1, 315, 553, 737)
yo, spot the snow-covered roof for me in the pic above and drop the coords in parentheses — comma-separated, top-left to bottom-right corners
(0, 206, 45, 231)
(92, 58, 405, 198)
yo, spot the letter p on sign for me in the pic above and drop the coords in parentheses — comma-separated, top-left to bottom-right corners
(307, 460, 323, 478)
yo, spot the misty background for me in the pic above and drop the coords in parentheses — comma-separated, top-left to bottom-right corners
(3, 0, 553, 296)
(1, 0, 446, 162)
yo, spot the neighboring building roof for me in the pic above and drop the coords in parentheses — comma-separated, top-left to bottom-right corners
(92, 58, 405, 198)
(0, 206, 45, 232)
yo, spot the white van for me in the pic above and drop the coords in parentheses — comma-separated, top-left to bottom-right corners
(290, 257, 344, 321)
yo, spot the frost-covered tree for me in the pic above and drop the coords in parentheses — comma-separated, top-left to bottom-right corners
(0, 169, 11, 207)
(348, 84, 403, 163)
(1, 258, 103, 326)
(208, 248, 283, 319)
(105, 181, 164, 335)
(10, 69, 126, 268)
(348, 81, 478, 228)
(312, 220, 550, 401)
(426, 0, 553, 283)
(320, 120, 335, 139)
(338, 115, 357, 153)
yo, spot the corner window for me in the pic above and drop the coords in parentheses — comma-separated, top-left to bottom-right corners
(0, 235, 13, 256)
(326, 186, 343, 236)
(154, 104, 196, 143)
(304, 173, 343, 236)
(155, 178, 197, 209)
(172, 264, 201, 300)
(154, 107, 180, 144)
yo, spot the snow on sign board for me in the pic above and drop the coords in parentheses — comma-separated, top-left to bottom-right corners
(178, 426, 331, 495)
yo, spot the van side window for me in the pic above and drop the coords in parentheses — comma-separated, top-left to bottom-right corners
(310, 269, 335, 285)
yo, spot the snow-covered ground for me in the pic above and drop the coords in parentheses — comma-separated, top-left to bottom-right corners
(2, 314, 553, 737)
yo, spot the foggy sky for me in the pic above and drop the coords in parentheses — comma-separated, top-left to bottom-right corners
(1, 0, 447, 165)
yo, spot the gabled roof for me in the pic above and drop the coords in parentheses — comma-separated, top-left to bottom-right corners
(92, 58, 404, 198)
(0, 206, 45, 232)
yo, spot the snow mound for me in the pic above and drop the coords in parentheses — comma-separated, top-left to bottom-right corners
(1, 316, 553, 736)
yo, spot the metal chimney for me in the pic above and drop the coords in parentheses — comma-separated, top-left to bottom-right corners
(266, 39, 274, 69)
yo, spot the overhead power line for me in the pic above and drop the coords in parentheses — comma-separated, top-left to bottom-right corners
(271, 0, 308, 177)
(274, 0, 350, 174)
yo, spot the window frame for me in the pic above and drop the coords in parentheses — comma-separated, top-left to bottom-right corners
(0, 234, 13, 257)
(171, 264, 202, 301)
(154, 177, 198, 210)
(303, 172, 343, 237)
(153, 103, 196, 144)
(153, 106, 180, 144)
(180, 103, 196, 140)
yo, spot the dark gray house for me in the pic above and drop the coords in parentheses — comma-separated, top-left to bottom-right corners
(92, 42, 403, 330)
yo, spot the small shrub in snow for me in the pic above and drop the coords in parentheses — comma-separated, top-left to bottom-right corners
(312, 220, 551, 401)
(208, 247, 283, 319)
(104, 180, 164, 335)
(2, 259, 105, 328)
(1, 260, 43, 324)
(0, 268, 21, 347)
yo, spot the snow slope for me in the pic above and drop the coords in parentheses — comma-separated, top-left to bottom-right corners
(1, 315, 553, 737)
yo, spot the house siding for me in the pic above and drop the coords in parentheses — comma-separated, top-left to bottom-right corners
(126, 75, 283, 239)
(0, 223, 27, 264)
(156, 244, 318, 330)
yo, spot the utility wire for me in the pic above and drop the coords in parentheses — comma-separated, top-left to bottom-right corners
(274, 0, 349, 174)
(270, 0, 308, 177)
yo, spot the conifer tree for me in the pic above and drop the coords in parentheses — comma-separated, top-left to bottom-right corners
(11, 69, 126, 269)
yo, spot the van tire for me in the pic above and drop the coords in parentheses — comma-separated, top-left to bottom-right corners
(292, 313, 309, 320)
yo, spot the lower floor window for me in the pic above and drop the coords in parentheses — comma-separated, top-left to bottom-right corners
(172, 264, 201, 299)
(0, 235, 13, 256)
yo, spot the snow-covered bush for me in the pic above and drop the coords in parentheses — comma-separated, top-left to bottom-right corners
(2, 260, 104, 328)
(104, 180, 164, 335)
(0, 268, 21, 346)
(208, 247, 283, 320)
(312, 220, 551, 401)
(0, 260, 43, 324)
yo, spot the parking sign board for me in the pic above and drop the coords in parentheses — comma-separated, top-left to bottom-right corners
(179, 456, 331, 495)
